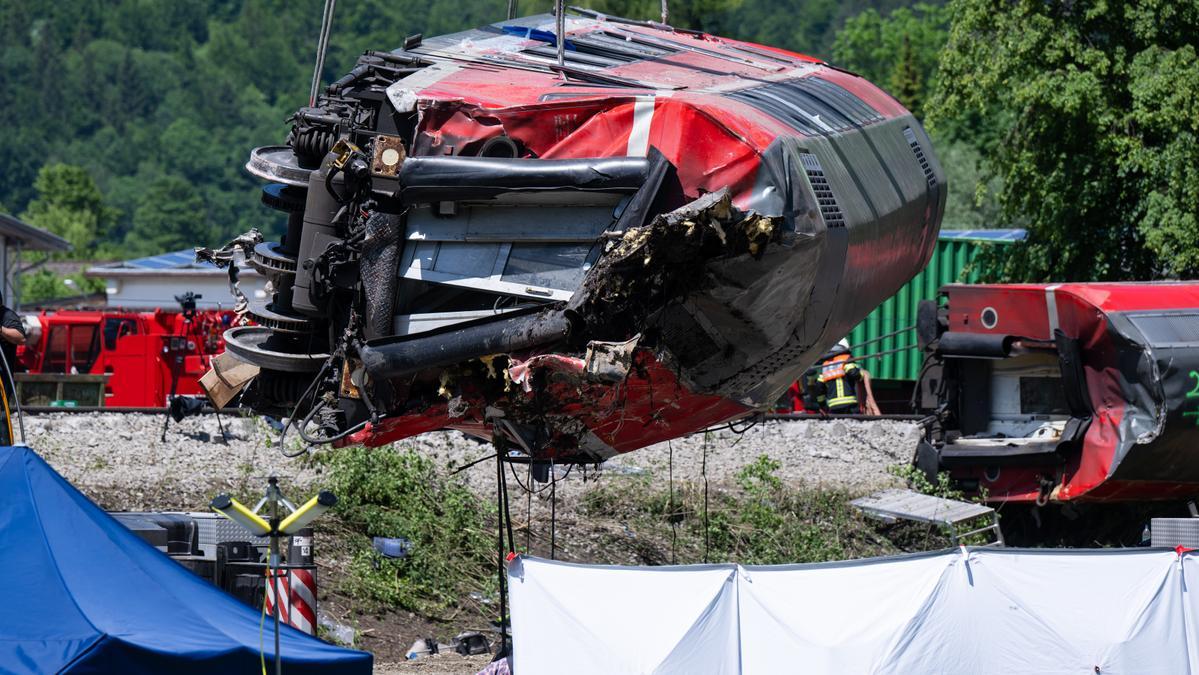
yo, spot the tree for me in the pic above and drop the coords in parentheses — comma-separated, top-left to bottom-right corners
(125, 175, 209, 256)
(830, 3, 1007, 229)
(21, 164, 115, 255)
(830, 2, 947, 117)
(20, 269, 106, 304)
(930, 0, 1199, 281)
(0, 0, 958, 260)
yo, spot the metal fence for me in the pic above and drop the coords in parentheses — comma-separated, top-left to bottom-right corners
(847, 229, 1025, 381)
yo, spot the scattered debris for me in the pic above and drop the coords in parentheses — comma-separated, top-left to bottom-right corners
(318, 613, 358, 647)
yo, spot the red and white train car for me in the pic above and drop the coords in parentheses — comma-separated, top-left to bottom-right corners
(914, 283, 1199, 504)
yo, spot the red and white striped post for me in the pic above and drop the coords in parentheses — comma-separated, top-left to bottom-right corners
(287, 529, 317, 634)
(262, 529, 318, 637)
(264, 568, 291, 625)
(264, 530, 318, 635)
(287, 568, 317, 634)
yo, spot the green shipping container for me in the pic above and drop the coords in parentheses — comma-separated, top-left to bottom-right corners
(847, 229, 1025, 382)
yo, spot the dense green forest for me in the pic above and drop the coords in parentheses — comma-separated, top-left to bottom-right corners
(0, 0, 964, 267)
(2, 0, 1198, 291)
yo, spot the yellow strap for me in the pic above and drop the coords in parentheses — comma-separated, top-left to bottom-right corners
(260, 572, 268, 675)
(0, 369, 13, 445)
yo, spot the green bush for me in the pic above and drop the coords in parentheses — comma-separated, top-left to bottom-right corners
(707, 456, 868, 564)
(320, 445, 496, 615)
(889, 463, 995, 546)
(584, 454, 925, 566)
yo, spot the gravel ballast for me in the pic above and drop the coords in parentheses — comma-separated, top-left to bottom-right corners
(28, 412, 917, 511)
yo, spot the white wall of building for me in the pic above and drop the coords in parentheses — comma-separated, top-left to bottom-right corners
(101, 271, 268, 310)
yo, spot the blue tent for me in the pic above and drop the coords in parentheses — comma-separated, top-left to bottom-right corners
(0, 446, 372, 674)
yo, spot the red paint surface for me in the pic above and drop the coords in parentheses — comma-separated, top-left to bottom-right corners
(346, 350, 752, 459)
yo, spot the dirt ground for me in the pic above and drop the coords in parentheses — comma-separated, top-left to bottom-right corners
(374, 654, 492, 674)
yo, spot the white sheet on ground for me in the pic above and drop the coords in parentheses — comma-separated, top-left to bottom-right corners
(507, 548, 1198, 674)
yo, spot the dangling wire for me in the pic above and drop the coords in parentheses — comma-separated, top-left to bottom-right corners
(660, 0, 669, 24)
(702, 431, 710, 563)
(310, 0, 338, 106)
(525, 460, 532, 552)
(550, 458, 558, 559)
(668, 439, 677, 564)
(501, 456, 516, 557)
(493, 432, 513, 655)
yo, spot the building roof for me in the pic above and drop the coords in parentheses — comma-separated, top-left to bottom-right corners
(0, 214, 72, 252)
(86, 249, 258, 278)
(938, 228, 1027, 243)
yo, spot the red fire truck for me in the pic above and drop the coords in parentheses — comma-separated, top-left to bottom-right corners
(15, 306, 235, 408)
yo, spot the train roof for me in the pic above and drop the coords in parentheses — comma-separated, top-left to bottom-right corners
(385, 11, 910, 141)
(944, 281, 1199, 314)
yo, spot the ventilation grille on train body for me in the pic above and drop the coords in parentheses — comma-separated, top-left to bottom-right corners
(800, 152, 845, 228)
(903, 126, 937, 190)
(726, 77, 883, 135)
(520, 30, 679, 68)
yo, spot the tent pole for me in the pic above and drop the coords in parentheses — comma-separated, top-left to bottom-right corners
(493, 431, 509, 656)
(269, 478, 282, 675)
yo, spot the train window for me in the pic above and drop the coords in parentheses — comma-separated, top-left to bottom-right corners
(45, 327, 68, 373)
(70, 326, 100, 373)
(103, 318, 138, 350)
(501, 243, 592, 291)
(1018, 377, 1070, 415)
(988, 353, 1068, 419)
(1127, 312, 1199, 346)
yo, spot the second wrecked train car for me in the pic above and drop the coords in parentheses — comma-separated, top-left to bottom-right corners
(914, 282, 1199, 503)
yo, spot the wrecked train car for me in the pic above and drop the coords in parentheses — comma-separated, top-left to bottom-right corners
(216, 11, 945, 460)
(914, 283, 1199, 503)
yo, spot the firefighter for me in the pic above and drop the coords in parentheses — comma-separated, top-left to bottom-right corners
(781, 363, 822, 413)
(0, 291, 23, 444)
(813, 339, 881, 416)
(0, 291, 24, 374)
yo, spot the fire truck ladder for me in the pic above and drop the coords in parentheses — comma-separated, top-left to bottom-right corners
(852, 489, 1005, 547)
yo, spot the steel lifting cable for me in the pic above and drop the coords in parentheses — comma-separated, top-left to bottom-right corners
(310, 0, 338, 106)
(702, 432, 710, 563)
(847, 324, 916, 351)
(493, 435, 512, 656)
(550, 459, 557, 560)
(668, 439, 677, 565)
(500, 453, 516, 560)
(525, 461, 532, 552)
(555, 0, 566, 67)
(842, 342, 921, 366)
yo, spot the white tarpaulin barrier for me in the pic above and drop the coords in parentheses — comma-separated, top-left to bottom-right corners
(508, 548, 1199, 674)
